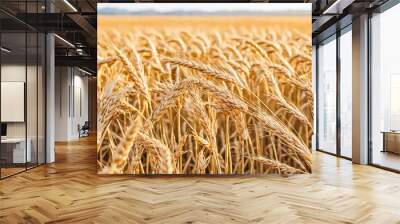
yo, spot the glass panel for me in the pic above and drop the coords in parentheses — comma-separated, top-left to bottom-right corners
(312, 45, 317, 151)
(0, 0, 46, 178)
(27, 31, 38, 169)
(1, 31, 27, 177)
(38, 32, 45, 165)
(340, 28, 352, 158)
(318, 37, 337, 154)
(371, 4, 400, 171)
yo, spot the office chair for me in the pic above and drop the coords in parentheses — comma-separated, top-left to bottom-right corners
(79, 121, 90, 138)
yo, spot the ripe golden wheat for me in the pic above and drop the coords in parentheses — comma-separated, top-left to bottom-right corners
(97, 17, 312, 176)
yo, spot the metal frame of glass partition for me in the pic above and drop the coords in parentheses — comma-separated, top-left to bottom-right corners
(0, 0, 47, 180)
(315, 24, 353, 161)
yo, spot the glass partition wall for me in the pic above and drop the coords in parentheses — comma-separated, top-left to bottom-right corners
(0, 31, 27, 177)
(0, 2, 46, 179)
(316, 26, 352, 159)
(370, 3, 400, 171)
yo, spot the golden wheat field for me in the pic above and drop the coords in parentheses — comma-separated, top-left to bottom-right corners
(97, 16, 312, 176)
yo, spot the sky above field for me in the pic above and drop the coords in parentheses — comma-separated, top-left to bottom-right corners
(98, 3, 311, 16)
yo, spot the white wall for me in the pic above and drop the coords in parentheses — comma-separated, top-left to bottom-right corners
(1, 65, 31, 138)
(72, 73, 89, 138)
(55, 67, 89, 141)
(55, 67, 69, 141)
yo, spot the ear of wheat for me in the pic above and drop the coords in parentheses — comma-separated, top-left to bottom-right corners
(98, 16, 312, 176)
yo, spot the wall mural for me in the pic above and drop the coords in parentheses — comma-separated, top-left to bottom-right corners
(97, 3, 313, 176)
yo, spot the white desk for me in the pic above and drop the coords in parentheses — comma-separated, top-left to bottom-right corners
(1, 138, 31, 163)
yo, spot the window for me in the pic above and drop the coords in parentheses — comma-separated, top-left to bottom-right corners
(317, 36, 337, 154)
(371, 3, 400, 171)
(339, 28, 352, 158)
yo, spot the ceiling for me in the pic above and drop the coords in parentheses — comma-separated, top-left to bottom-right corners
(311, 0, 391, 44)
(0, 0, 98, 73)
(0, 0, 395, 73)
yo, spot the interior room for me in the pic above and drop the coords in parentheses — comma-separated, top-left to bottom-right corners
(0, 0, 400, 223)
(0, 12, 46, 178)
(0, 0, 96, 178)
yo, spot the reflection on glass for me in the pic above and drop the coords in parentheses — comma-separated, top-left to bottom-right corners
(1, 31, 27, 177)
(27, 31, 38, 169)
(371, 4, 400, 171)
(38, 33, 46, 165)
(340, 29, 352, 158)
(0, 1, 47, 179)
(318, 37, 337, 154)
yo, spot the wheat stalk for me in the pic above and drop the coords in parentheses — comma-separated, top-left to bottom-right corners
(98, 16, 312, 176)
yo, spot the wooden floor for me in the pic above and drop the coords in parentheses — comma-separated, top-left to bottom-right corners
(1, 136, 400, 223)
(373, 150, 400, 171)
(1, 163, 42, 178)
(0, 167, 26, 178)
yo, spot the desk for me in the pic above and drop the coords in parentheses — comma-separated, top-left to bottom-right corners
(1, 138, 31, 163)
(382, 131, 400, 154)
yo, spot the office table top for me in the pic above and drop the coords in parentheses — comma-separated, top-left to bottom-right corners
(1, 138, 29, 143)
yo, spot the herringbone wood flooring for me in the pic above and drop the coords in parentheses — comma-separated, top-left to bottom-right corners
(1, 135, 400, 224)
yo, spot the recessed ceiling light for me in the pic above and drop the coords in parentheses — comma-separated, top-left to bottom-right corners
(78, 67, 93, 76)
(54, 34, 75, 48)
(63, 0, 78, 12)
(323, 0, 353, 15)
